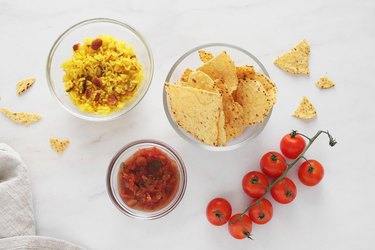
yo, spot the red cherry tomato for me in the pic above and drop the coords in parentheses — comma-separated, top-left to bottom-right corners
(242, 171, 269, 198)
(206, 198, 232, 226)
(271, 177, 297, 204)
(298, 160, 324, 186)
(228, 214, 252, 239)
(260, 152, 287, 178)
(280, 133, 306, 159)
(248, 198, 273, 224)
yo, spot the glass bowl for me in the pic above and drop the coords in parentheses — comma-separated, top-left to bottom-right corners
(106, 140, 187, 220)
(46, 18, 154, 121)
(163, 43, 272, 151)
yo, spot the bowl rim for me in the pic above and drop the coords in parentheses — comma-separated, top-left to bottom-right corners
(46, 17, 154, 122)
(163, 43, 272, 151)
(106, 139, 187, 220)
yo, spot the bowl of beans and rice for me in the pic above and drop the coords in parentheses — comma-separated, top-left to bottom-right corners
(46, 18, 154, 121)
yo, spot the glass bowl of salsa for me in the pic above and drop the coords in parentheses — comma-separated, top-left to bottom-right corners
(106, 140, 187, 219)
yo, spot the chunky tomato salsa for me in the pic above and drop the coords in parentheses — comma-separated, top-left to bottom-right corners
(118, 147, 179, 211)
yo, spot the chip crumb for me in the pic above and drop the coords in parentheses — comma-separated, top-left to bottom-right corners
(316, 77, 335, 89)
(1, 107, 41, 125)
(16, 77, 36, 95)
(198, 50, 214, 63)
(50, 138, 70, 153)
(274, 39, 310, 75)
(293, 96, 317, 119)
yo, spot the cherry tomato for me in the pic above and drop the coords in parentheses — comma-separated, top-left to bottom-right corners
(298, 160, 324, 186)
(228, 214, 252, 239)
(206, 198, 232, 226)
(242, 171, 269, 198)
(260, 152, 287, 178)
(248, 198, 273, 224)
(271, 177, 297, 204)
(280, 133, 306, 159)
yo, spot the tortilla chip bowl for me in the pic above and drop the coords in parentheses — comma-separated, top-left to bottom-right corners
(163, 43, 274, 151)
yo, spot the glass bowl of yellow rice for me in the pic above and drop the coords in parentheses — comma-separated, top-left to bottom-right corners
(47, 18, 153, 121)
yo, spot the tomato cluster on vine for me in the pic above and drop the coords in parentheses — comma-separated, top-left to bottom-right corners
(206, 131, 327, 240)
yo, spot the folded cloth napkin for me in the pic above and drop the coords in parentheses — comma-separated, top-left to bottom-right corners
(0, 143, 85, 250)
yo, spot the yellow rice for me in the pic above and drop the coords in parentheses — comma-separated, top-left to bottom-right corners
(62, 35, 144, 114)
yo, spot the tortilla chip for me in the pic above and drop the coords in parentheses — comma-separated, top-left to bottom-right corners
(225, 101, 244, 141)
(274, 39, 310, 75)
(1, 107, 41, 126)
(186, 71, 219, 93)
(197, 51, 238, 93)
(16, 77, 36, 95)
(316, 77, 335, 89)
(198, 50, 214, 63)
(180, 68, 193, 83)
(165, 83, 223, 146)
(217, 110, 226, 146)
(214, 79, 244, 141)
(50, 138, 70, 153)
(234, 79, 271, 125)
(293, 96, 317, 119)
(254, 73, 278, 105)
(236, 65, 255, 80)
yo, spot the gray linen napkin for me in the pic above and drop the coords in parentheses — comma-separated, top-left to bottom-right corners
(0, 143, 85, 250)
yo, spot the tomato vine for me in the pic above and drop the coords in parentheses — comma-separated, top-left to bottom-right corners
(231, 130, 337, 234)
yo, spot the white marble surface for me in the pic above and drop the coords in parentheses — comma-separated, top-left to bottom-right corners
(1, 0, 375, 249)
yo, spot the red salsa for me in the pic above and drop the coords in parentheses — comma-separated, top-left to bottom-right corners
(118, 147, 179, 211)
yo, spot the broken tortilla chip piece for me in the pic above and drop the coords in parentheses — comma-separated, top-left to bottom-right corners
(197, 51, 238, 93)
(198, 50, 214, 63)
(16, 77, 36, 95)
(180, 68, 193, 83)
(1, 107, 41, 126)
(254, 73, 278, 105)
(165, 83, 223, 146)
(293, 96, 317, 119)
(234, 79, 271, 125)
(214, 79, 244, 141)
(274, 39, 310, 75)
(186, 71, 219, 93)
(236, 65, 255, 80)
(316, 77, 335, 89)
(50, 138, 70, 153)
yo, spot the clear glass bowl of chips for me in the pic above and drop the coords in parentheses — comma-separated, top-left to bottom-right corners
(163, 43, 275, 151)
(46, 18, 154, 121)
